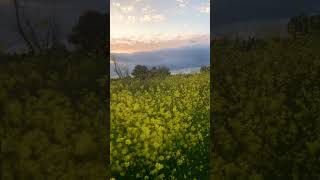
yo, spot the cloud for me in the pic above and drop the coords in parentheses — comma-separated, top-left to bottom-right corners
(127, 15, 137, 23)
(198, 2, 210, 13)
(111, 0, 165, 24)
(112, 2, 121, 7)
(120, 5, 134, 13)
(139, 14, 165, 23)
(141, 5, 155, 13)
(111, 34, 209, 53)
(177, 0, 188, 8)
(112, 2, 135, 13)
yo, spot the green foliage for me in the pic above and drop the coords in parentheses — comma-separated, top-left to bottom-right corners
(149, 66, 171, 78)
(288, 14, 320, 38)
(0, 52, 109, 179)
(212, 35, 320, 179)
(68, 10, 108, 55)
(132, 65, 171, 80)
(200, 65, 210, 73)
(111, 72, 210, 179)
(131, 65, 149, 80)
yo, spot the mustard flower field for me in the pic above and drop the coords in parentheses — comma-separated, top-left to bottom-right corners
(110, 72, 210, 179)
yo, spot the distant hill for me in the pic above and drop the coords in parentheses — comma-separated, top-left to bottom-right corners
(110, 44, 210, 77)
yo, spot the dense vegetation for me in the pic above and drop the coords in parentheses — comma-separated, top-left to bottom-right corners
(211, 34, 320, 179)
(0, 52, 109, 179)
(110, 72, 210, 179)
(131, 65, 171, 80)
(2, 11, 320, 179)
(1, 9, 110, 179)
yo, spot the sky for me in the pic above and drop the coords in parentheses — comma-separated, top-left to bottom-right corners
(212, 0, 320, 36)
(0, 0, 107, 52)
(1, 0, 319, 52)
(110, 0, 210, 53)
(213, 0, 320, 26)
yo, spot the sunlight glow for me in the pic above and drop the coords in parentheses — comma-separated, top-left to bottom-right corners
(111, 0, 210, 53)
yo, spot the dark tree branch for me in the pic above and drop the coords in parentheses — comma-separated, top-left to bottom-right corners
(13, 0, 34, 53)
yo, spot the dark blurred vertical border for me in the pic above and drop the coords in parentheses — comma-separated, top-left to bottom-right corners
(211, 0, 320, 179)
(106, 0, 111, 180)
(106, 0, 111, 178)
(0, 0, 110, 179)
(210, 0, 215, 179)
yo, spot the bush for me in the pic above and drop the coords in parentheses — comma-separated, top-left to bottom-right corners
(211, 35, 320, 179)
(131, 65, 149, 80)
(200, 65, 210, 72)
(1, 52, 109, 179)
(132, 65, 171, 80)
(111, 73, 210, 179)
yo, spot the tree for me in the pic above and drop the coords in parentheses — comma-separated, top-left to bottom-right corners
(200, 66, 210, 73)
(13, 0, 65, 54)
(288, 15, 310, 39)
(155, 66, 170, 76)
(132, 65, 149, 80)
(13, 0, 36, 53)
(148, 66, 170, 77)
(111, 55, 130, 79)
(68, 10, 108, 55)
(309, 14, 320, 33)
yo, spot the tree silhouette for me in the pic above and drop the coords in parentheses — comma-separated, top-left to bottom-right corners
(68, 10, 108, 55)
(132, 65, 149, 80)
(13, 0, 64, 54)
